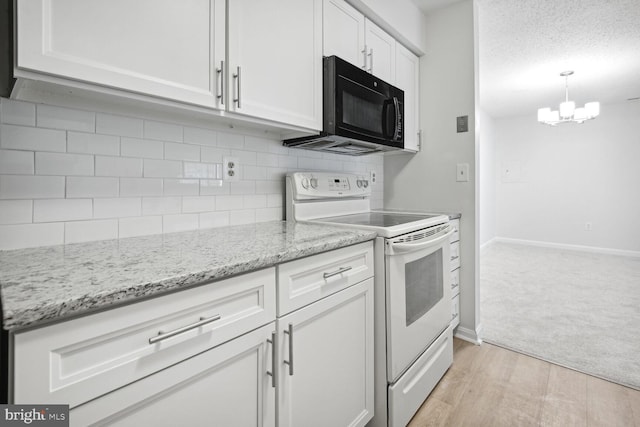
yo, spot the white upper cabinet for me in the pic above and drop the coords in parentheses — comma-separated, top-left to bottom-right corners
(323, 0, 395, 83)
(323, 0, 366, 69)
(395, 43, 420, 152)
(227, 0, 323, 130)
(16, 0, 226, 109)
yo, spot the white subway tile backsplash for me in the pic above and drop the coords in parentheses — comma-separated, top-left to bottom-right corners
(267, 194, 283, 208)
(243, 194, 266, 209)
(163, 179, 199, 196)
(256, 180, 282, 195)
(0, 222, 64, 250)
(201, 146, 230, 163)
(1, 99, 36, 126)
(96, 113, 143, 137)
(121, 137, 164, 159)
(33, 199, 93, 223)
(35, 152, 94, 176)
(119, 216, 162, 238)
(95, 156, 142, 177)
(0, 149, 34, 174)
(217, 132, 244, 149)
(199, 211, 229, 229)
(182, 196, 216, 213)
(163, 213, 198, 233)
(144, 120, 183, 142)
(68, 132, 120, 156)
(244, 136, 276, 153)
(1, 125, 66, 152)
(256, 153, 279, 167)
(216, 195, 244, 211)
(229, 181, 255, 195)
(144, 159, 182, 178)
(277, 155, 298, 168)
(200, 180, 228, 195)
(165, 142, 200, 161)
(183, 162, 220, 179)
(94, 197, 141, 219)
(230, 149, 257, 166)
(142, 197, 182, 215)
(242, 165, 267, 180)
(67, 176, 119, 198)
(184, 126, 217, 146)
(0, 175, 65, 199)
(65, 219, 118, 244)
(0, 200, 33, 225)
(120, 178, 163, 197)
(256, 207, 282, 222)
(229, 209, 255, 225)
(37, 104, 95, 132)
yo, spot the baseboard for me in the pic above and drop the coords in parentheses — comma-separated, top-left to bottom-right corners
(454, 324, 483, 345)
(493, 237, 640, 258)
(480, 238, 496, 251)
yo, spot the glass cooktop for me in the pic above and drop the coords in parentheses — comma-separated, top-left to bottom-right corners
(318, 212, 441, 228)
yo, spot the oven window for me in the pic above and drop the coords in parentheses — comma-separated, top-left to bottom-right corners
(405, 249, 444, 326)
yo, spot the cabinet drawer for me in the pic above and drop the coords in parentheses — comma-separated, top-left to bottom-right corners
(277, 242, 374, 316)
(451, 294, 460, 328)
(450, 219, 460, 243)
(450, 241, 460, 271)
(13, 268, 276, 408)
(450, 268, 460, 297)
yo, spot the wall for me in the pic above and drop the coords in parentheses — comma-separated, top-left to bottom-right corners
(0, 97, 384, 250)
(479, 108, 496, 247)
(494, 100, 640, 254)
(384, 0, 481, 343)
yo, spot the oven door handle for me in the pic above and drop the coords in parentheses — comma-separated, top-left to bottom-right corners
(386, 226, 454, 255)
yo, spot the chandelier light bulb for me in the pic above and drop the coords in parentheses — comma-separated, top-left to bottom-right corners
(537, 71, 600, 125)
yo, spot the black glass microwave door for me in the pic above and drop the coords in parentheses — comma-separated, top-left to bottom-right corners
(337, 76, 389, 141)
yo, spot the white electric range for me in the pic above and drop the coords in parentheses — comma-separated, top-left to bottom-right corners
(286, 172, 454, 427)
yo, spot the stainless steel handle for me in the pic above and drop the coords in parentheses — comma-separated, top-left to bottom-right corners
(387, 226, 454, 254)
(367, 48, 373, 73)
(284, 323, 293, 376)
(266, 332, 277, 388)
(233, 66, 241, 108)
(361, 45, 367, 69)
(216, 60, 224, 105)
(323, 266, 352, 279)
(148, 314, 221, 344)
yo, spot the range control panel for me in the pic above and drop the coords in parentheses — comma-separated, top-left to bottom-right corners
(287, 172, 372, 199)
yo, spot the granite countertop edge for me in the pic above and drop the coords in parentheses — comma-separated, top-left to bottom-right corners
(0, 221, 377, 332)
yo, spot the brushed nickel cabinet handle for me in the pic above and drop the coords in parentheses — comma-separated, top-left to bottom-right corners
(361, 45, 368, 69)
(233, 66, 242, 108)
(216, 60, 224, 105)
(283, 323, 294, 376)
(323, 266, 352, 279)
(367, 48, 373, 73)
(148, 314, 221, 344)
(266, 331, 277, 388)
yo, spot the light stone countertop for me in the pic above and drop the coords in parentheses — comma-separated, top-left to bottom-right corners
(0, 221, 377, 331)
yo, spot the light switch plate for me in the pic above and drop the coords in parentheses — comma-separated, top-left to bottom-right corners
(456, 163, 469, 182)
(456, 116, 469, 133)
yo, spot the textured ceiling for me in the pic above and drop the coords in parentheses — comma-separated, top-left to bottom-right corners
(413, 0, 640, 119)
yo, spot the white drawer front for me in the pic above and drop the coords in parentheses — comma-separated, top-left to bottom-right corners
(450, 219, 460, 243)
(450, 267, 460, 297)
(13, 268, 276, 408)
(277, 242, 374, 316)
(450, 241, 460, 270)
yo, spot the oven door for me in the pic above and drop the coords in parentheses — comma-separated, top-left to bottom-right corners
(384, 225, 453, 382)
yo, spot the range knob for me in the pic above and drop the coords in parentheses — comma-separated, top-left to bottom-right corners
(310, 178, 318, 188)
(356, 179, 363, 188)
(363, 180, 369, 188)
(301, 177, 309, 189)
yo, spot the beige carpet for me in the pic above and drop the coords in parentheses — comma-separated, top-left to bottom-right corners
(480, 241, 640, 390)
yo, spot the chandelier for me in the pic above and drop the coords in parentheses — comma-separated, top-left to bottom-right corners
(537, 71, 600, 125)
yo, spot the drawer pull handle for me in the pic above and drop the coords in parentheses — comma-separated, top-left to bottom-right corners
(323, 266, 352, 279)
(148, 314, 221, 344)
(266, 332, 277, 388)
(284, 323, 294, 376)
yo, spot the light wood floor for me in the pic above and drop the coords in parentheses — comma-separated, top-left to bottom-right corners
(408, 338, 640, 427)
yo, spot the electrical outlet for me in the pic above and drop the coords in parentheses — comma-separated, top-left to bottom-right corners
(370, 171, 377, 184)
(456, 163, 469, 182)
(223, 156, 239, 181)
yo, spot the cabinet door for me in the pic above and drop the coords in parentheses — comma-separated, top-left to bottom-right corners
(277, 278, 374, 427)
(323, 0, 366, 69)
(227, 0, 322, 130)
(16, 0, 225, 108)
(395, 43, 420, 152)
(69, 324, 276, 427)
(364, 20, 395, 83)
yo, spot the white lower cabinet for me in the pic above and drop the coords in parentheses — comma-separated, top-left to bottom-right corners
(70, 324, 277, 427)
(276, 278, 374, 427)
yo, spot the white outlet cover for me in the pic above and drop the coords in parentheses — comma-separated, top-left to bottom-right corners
(456, 163, 469, 182)
(223, 156, 239, 182)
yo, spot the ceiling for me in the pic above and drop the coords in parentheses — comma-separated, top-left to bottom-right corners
(412, 0, 640, 119)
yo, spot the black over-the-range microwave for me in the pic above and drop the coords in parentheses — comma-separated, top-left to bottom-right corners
(283, 55, 404, 155)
